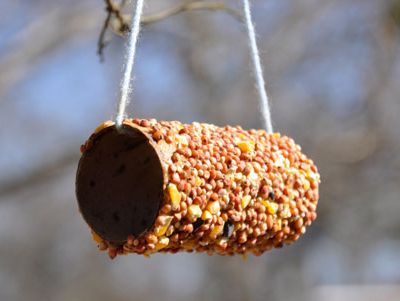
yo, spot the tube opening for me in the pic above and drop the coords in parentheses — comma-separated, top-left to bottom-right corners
(76, 125, 164, 244)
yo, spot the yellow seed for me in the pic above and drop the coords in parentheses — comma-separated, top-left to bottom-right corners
(143, 252, 152, 258)
(206, 201, 220, 215)
(154, 216, 173, 237)
(195, 176, 202, 186)
(272, 133, 281, 139)
(280, 204, 292, 218)
(91, 231, 103, 244)
(261, 200, 279, 214)
(275, 154, 287, 168)
(276, 219, 282, 231)
(288, 189, 295, 201)
(209, 224, 224, 239)
(176, 135, 189, 147)
(188, 204, 202, 220)
(200, 240, 210, 247)
(165, 225, 174, 236)
(168, 184, 181, 208)
(201, 210, 213, 220)
(237, 141, 254, 153)
(303, 179, 310, 190)
(234, 223, 242, 231)
(94, 120, 115, 134)
(241, 195, 251, 209)
(155, 237, 169, 250)
(235, 173, 244, 181)
(182, 240, 196, 250)
(307, 171, 320, 182)
(217, 237, 228, 246)
(248, 171, 258, 182)
(226, 174, 234, 181)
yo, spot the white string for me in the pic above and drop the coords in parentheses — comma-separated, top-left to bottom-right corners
(116, 0, 145, 128)
(242, 0, 273, 133)
(115, 0, 272, 131)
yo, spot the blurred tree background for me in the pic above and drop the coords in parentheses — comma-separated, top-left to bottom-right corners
(1, 0, 400, 300)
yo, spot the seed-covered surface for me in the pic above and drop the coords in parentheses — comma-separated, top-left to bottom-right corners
(79, 119, 320, 258)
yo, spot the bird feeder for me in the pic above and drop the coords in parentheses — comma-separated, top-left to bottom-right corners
(76, 118, 320, 258)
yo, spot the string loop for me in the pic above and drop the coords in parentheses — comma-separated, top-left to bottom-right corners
(115, 0, 274, 133)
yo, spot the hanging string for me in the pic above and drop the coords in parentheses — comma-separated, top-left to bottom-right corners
(242, 0, 273, 133)
(115, 0, 272, 132)
(116, 0, 145, 128)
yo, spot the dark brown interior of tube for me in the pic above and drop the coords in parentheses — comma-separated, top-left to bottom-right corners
(76, 125, 164, 244)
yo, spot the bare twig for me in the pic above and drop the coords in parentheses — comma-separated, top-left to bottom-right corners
(97, 8, 112, 62)
(98, 0, 242, 59)
(140, 1, 242, 25)
(98, 0, 130, 61)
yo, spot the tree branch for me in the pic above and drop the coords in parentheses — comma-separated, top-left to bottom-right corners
(140, 1, 242, 25)
(98, 0, 130, 61)
(98, 0, 242, 59)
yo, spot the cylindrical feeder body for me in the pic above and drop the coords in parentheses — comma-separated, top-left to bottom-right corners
(76, 119, 320, 258)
